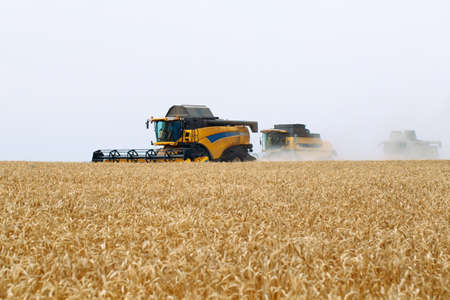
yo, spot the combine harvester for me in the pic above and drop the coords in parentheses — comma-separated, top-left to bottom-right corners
(382, 130, 442, 159)
(261, 124, 336, 161)
(92, 105, 258, 162)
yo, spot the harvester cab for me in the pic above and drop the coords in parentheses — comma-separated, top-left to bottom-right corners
(261, 124, 336, 160)
(261, 129, 288, 150)
(92, 105, 258, 163)
(149, 118, 183, 143)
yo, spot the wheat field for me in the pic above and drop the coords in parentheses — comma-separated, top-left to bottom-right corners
(0, 161, 448, 299)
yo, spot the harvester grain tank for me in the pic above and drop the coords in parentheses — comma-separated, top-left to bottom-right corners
(382, 130, 441, 159)
(261, 124, 336, 160)
(92, 105, 258, 162)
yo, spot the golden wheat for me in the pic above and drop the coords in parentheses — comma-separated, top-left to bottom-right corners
(0, 161, 448, 299)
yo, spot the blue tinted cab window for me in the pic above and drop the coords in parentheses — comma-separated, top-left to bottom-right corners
(155, 121, 182, 142)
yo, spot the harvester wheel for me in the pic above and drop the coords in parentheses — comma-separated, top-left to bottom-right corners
(241, 152, 256, 162)
(221, 148, 246, 162)
(109, 150, 121, 162)
(127, 150, 139, 162)
(145, 149, 157, 162)
(230, 155, 243, 162)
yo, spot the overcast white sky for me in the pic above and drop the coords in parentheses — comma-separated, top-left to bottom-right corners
(1, 0, 449, 161)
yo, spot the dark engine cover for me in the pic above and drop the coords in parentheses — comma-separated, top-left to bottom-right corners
(274, 124, 320, 138)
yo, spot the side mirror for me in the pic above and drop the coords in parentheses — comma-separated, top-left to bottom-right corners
(151, 141, 154, 146)
(145, 120, 150, 129)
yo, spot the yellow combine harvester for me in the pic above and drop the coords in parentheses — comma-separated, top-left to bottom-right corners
(92, 105, 258, 162)
(261, 124, 336, 160)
